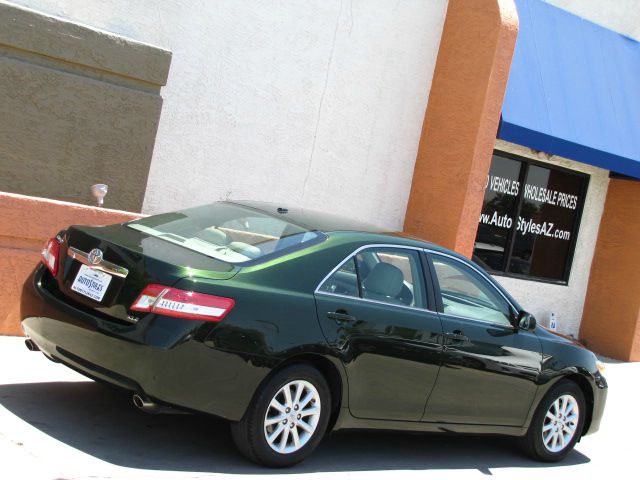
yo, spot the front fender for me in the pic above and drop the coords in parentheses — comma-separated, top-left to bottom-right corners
(521, 328, 606, 435)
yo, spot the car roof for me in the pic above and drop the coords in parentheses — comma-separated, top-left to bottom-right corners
(229, 200, 449, 252)
(230, 201, 523, 312)
(231, 200, 383, 232)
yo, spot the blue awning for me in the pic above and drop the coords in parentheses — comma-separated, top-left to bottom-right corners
(499, 0, 640, 179)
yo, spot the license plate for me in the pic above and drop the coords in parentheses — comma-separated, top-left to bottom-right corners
(71, 264, 112, 302)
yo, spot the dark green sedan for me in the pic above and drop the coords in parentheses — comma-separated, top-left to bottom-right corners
(21, 201, 607, 467)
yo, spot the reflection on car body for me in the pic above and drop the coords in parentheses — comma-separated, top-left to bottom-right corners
(21, 200, 606, 467)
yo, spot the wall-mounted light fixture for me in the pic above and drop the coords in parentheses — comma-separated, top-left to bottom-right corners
(91, 184, 108, 207)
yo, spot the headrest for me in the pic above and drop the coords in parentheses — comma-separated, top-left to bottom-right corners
(229, 241, 262, 259)
(197, 227, 229, 245)
(362, 262, 404, 297)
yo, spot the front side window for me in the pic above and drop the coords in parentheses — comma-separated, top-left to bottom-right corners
(473, 151, 588, 283)
(431, 254, 512, 326)
(126, 202, 324, 264)
(319, 248, 426, 309)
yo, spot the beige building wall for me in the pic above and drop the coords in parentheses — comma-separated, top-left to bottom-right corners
(5, 0, 448, 231)
(545, 0, 640, 41)
(0, 2, 171, 211)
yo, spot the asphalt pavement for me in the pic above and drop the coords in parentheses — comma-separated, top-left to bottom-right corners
(0, 335, 635, 480)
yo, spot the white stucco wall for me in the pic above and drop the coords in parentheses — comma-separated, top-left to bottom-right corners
(545, 0, 640, 41)
(492, 140, 609, 338)
(7, 0, 448, 230)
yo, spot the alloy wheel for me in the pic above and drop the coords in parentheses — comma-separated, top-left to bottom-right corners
(263, 380, 321, 454)
(542, 394, 580, 453)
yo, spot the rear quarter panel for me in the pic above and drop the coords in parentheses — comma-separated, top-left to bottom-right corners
(171, 235, 365, 419)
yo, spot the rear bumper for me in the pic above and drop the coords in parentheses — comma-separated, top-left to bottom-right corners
(21, 266, 269, 421)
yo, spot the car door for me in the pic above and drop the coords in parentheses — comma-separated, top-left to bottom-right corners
(314, 246, 443, 421)
(422, 252, 542, 426)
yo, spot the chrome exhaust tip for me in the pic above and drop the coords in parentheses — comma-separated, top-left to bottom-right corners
(132, 393, 155, 410)
(24, 338, 40, 352)
(132, 393, 188, 415)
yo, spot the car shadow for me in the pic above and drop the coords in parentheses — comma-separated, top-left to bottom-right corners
(0, 381, 590, 474)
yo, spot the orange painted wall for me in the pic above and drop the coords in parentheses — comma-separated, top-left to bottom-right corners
(0, 192, 142, 336)
(579, 179, 640, 361)
(404, 0, 518, 257)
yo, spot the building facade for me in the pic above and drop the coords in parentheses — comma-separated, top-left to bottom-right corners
(0, 0, 639, 359)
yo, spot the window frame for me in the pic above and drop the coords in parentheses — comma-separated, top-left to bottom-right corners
(315, 244, 520, 318)
(427, 251, 517, 328)
(474, 150, 590, 285)
(315, 244, 434, 312)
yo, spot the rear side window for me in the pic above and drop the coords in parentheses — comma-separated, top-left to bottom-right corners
(318, 258, 358, 297)
(319, 248, 426, 308)
(126, 202, 325, 264)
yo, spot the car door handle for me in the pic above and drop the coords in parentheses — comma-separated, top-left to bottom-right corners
(327, 311, 357, 324)
(444, 330, 469, 342)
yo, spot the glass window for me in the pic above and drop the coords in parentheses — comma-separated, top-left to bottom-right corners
(319, 248, 426, 308)
(473, 152, 588, 283)
(432, 255, 512, 326)
(474, 155, 523, 271)
(357, 249, 426, 308)
(509, 164, 585, 279)
(318, 258, 359, 297)
(126, 202, 324, 264)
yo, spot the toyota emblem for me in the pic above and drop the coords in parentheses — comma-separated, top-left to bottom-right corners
(88, 248, 104, 265)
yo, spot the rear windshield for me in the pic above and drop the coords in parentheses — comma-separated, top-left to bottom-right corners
(126, 202, 325, 264)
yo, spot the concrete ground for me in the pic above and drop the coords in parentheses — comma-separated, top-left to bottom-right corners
(0, 336, 636, 480)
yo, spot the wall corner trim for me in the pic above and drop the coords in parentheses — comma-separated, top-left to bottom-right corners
(403, 0, 519, 257)
(579, 178, 640, 361)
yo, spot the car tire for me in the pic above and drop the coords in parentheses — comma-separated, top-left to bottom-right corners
(520, 379, 586, 462)
(230, 364, 331, 467)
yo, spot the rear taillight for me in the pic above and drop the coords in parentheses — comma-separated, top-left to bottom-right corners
(130, 284, 235, 322)
(41, 237, 61, 276)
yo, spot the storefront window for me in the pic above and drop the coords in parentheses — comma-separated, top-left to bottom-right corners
(473, 152, 589, 283)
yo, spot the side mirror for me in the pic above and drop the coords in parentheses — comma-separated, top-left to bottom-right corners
(518, 311, 537, 331)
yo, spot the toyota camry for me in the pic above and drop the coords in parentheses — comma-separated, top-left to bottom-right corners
(21, 200, 607, 467)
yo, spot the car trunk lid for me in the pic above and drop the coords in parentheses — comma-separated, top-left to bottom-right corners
(48, 224, 239, 323)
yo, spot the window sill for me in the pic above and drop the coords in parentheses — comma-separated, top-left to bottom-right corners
(488, 270, 569, 286)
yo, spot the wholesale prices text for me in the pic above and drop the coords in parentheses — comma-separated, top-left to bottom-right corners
(485, 174, 579, 210)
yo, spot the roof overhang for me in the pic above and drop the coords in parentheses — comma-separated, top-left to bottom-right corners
(499, 0, 640, 179)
